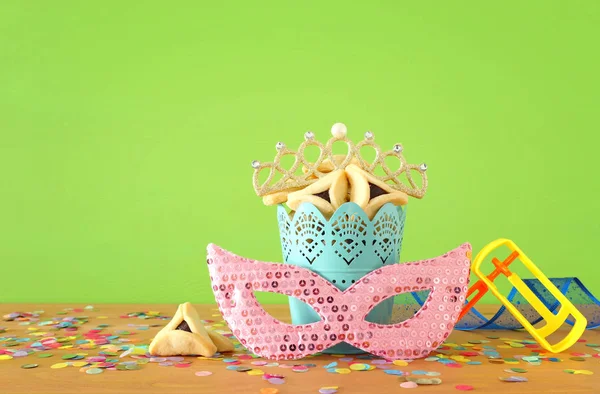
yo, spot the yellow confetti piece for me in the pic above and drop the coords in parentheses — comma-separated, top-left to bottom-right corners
(497, 345, 512, 349)
(460, 343, 475, 347)
(505, 360, 520, 365)
(321, 387, 339, 390)
(58, 345, 73, 350)
(0, 355, 13, 361)
(72, 361, 87, 367)
(97, 316, 108, 319)
(248, 369, 264, 376)
(393, 360, 408, 366)
(51, 362, 69, 369)
(335, 368, 351, 374)
(574, 370, 594, 375)
(350, 363, 367, 371)
(27, 327, 39, 331)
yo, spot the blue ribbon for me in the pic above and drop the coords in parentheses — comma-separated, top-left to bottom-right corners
(392, 277, 600, 330)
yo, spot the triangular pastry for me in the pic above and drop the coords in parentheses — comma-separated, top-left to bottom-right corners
(287, 169, 348, 212)
(149, 302, 218, 357)
(207, 330, 235, 352)
(262, 186, 304, 206)
(364, 192, 409, 219)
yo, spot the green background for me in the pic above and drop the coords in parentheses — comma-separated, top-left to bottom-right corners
(1, 1, 598, 305)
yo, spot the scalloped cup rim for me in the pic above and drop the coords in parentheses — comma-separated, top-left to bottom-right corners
(277, 201, 405, 224)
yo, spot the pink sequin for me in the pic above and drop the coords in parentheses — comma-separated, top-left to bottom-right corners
(207, 243, 471, 360)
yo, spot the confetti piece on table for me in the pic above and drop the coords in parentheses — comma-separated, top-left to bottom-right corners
(505, 368, 527, 373)
(400, 381, 418, 389)
(383, 369, 405, 376)
(499, 376, 528, 382)
(334, 368, 351, 374)
(319, 389, 338, 394)
(456, 384, 474, 391)
(21, 363, 39, 369)
(573, 370, 594, 375)
(86, 368, 104, 375)
(195, 371, 213, 376)
(260, 389, 279, 394)
(406, 377, 443, 385)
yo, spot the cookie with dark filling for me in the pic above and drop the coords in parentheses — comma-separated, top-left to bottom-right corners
(149, 302, 233, 356)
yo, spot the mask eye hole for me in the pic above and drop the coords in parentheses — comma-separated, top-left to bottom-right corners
(253, 291, 322, 324)
(364, 289, 432, 325)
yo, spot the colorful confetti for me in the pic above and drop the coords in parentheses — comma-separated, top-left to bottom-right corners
(1, 304, 599, 393)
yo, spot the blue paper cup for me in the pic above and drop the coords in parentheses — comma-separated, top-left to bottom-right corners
(277, 201, 407, 354)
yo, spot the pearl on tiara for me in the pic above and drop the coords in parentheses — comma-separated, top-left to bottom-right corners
(331, 123, 347, 138)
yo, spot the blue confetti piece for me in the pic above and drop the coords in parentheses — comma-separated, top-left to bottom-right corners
(411, 370, 428, 375)
(223, 358, 237, 363)
(324, 362, 338, 369)
(326, 368, 337, 373)
(226, 365, 240, 370)
(467, 361, 482, 365)
(384, 369, 404, 376)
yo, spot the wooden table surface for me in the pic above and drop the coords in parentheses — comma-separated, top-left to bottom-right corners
(0, 304, 598, 394)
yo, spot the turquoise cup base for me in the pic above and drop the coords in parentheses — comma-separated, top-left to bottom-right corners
(278, 202, 406, 355)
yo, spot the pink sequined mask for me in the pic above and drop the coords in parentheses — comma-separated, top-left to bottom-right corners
(207, 243, 471, 360)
